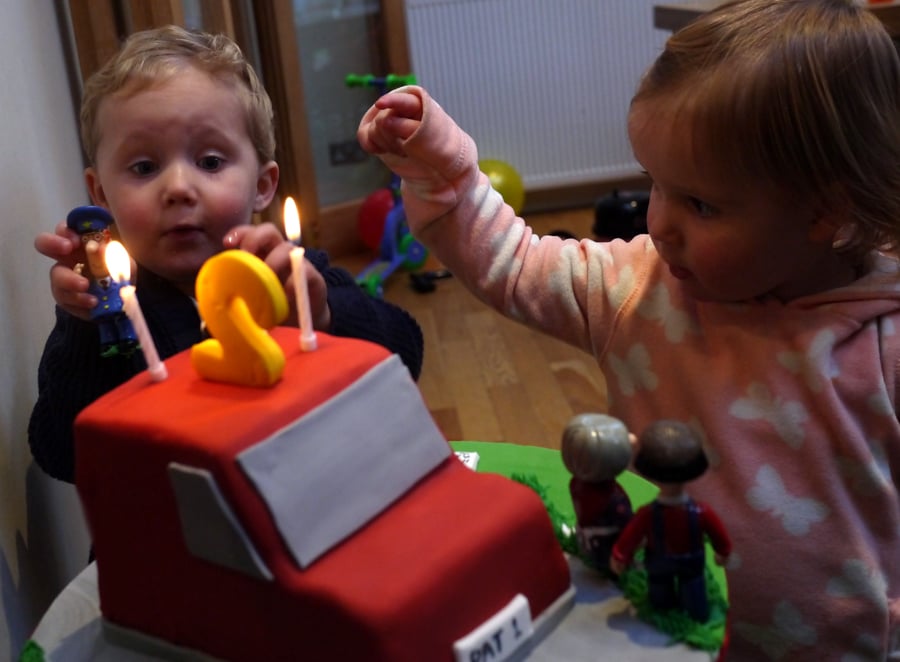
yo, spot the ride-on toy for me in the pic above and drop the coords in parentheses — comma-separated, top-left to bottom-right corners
(348, 74, 428, 298)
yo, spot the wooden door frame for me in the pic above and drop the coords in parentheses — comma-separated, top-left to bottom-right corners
(253, 0, 411, 256)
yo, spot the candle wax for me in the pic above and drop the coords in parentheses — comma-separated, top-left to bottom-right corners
(290, 245, 318, 351)
(121, 285, 168, 381)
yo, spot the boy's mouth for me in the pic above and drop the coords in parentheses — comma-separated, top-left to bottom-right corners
(164, 224, 204, 239)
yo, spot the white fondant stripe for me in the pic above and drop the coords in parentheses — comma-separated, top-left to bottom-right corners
(453, 594, 533, 662)
(455, 451, 481, 470)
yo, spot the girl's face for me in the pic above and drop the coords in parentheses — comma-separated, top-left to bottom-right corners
(628, 102, 854, 303)
(85, 66, 277, 294)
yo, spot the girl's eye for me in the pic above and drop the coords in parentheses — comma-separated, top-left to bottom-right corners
(198, 155, 224, 171)
(690, 197, 715, 218)
(129, 160, 157, 176)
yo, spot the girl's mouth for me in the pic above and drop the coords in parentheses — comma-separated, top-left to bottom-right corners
(669, 264, 692, 280)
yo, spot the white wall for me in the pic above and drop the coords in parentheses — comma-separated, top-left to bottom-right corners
(405, 0, 665, 189)
(0, 2, 92, 658)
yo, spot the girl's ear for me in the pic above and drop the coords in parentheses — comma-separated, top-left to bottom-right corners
(254, 161, 279, 212)
(809, 213, 857, 249)
(84, 167, 108, 206)
(807, 186, 851, 245)
(808, 214, 840, 244)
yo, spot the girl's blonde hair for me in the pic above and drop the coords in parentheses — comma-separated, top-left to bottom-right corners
(80, 25, 275, 165)
(633, 0, 900, 258)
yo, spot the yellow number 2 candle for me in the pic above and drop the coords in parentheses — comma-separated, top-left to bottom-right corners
(191, 250, 289, 387)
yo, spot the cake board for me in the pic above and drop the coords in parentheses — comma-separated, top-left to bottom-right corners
(26, 442, 717, 661)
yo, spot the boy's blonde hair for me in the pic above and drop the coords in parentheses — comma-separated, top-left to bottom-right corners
(80, 25, 275, 166)
(633, 0, 900, 258)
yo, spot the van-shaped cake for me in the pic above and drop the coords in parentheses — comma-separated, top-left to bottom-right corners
(75, 328, 574, 661)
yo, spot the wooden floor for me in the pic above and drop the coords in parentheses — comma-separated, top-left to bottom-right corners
(335, 207, 608, 451)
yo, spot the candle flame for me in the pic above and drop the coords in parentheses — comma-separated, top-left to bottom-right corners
(104, 240, 131, 283)
(284, 196, 301, 244)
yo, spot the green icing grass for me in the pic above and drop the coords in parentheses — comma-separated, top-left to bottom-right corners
(19, 641, 45, 662)
(511, 471, 726, 652)
(619, 551, 728, 652)
(510, 472, 580, 556)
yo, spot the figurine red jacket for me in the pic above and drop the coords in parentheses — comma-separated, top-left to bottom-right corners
(611, 497, 732, 567)
(570, 478, 632, 531)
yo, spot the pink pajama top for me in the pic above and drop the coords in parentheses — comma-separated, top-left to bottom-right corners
(361, 86, 900, 660)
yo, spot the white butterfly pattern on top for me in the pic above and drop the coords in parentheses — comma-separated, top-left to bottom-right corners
(840, 633, 886, 662)
(867, 391, 894, 418)
(540, 242, 591, 325)
(480, 185, 520, 288)
(836, 444, 891, 496)
(777, 329, 839, 392)
(866, 437, 893, 486)
(733, 601, 818, 660)
(746, 465, 829, 536)
(607, 264, 636, 311)
(827, 559, 887, 609)
(608, 343, 658, 396)
(729, 382, 809, 448)
(636, 282, 695, 342)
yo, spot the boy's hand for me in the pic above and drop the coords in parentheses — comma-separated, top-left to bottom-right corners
(35, 221, 96, 320)
(224, 224, 331, 331)
(357, 89, 424, 157)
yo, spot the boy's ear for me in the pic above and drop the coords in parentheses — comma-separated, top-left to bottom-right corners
(84, 167, 108, 206)
(254, 161, 279, 212)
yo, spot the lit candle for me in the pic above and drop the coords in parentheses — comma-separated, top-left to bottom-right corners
(283, 197, 317, 351)
(104, 241, 168, 381)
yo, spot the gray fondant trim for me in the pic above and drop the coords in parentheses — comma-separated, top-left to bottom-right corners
(237, 354, 451, 568)
(167, 463, 273, 581)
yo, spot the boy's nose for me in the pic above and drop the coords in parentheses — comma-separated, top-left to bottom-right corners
(162, 163, 197, 204)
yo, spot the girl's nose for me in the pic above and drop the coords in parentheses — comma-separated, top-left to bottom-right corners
(645, 190, 679, 248)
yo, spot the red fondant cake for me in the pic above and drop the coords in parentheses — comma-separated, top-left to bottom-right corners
(74, 327, 574, 661)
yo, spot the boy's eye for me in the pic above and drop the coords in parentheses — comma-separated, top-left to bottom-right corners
(690, 197, 715, 217)
(198, 155, 224, 171)
(129, 160, 157, 176)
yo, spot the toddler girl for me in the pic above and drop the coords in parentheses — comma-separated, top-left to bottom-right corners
(358, 0, 900, 657)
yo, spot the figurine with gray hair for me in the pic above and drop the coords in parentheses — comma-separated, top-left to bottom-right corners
(560, 413, 634, 574)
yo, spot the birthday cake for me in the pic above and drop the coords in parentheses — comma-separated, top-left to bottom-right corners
(73, 326, 575, 662)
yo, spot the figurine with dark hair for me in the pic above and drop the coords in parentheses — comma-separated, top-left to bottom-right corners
(610, 420, 731, 622)
(561, 413, 633, 574)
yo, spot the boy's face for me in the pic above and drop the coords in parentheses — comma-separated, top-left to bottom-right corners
(628, 101, 852, 302)
(85, 66, 277, 294)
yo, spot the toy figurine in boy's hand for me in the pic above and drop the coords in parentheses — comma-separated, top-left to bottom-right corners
(66, 206, 138, 357)
(610, 420, 731, 623)
(561, 413, 634, 575)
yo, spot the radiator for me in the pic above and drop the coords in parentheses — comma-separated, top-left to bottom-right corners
(403, 0, 668, 189)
